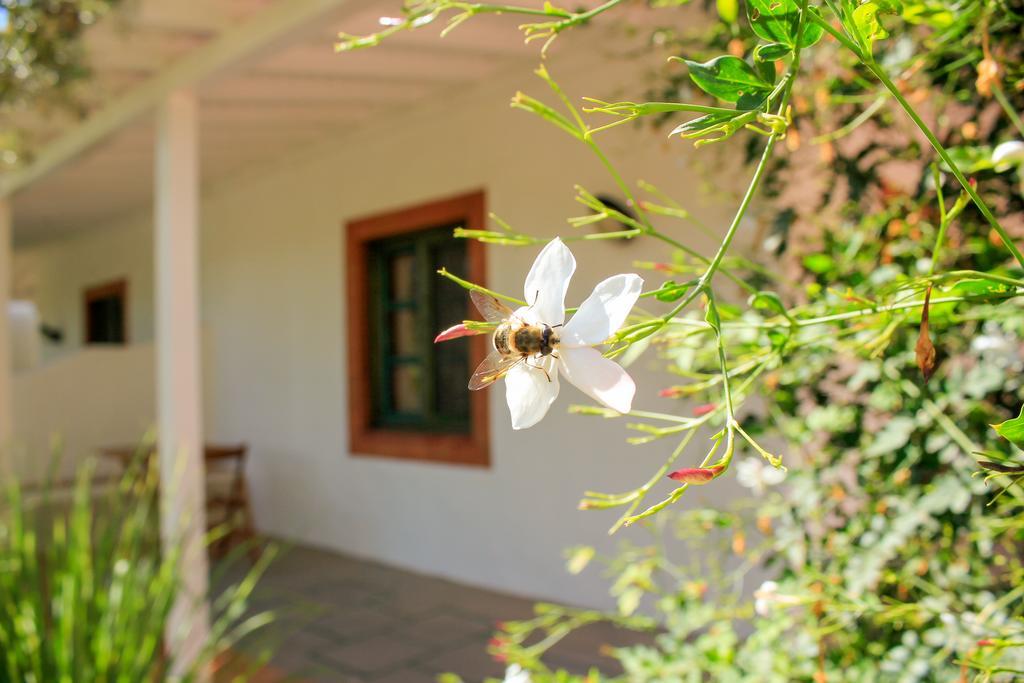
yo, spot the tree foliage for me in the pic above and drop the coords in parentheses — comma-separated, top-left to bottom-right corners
(0, 0, 121, 168)
(342, 0, 1024, 679)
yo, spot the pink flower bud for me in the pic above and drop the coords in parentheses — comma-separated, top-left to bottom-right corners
(667, 466, 723, 485)
(693, 403, 717, 416)
(658, 387, 682, 398)
(434, 323, 486, 343)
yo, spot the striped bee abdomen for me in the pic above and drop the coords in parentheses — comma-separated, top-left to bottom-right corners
(494, 323, 513, 355)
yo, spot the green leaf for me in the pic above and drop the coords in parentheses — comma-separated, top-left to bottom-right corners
(566, 545, 595, 574)
(940, 145, 995, 174)
(865, 416, 916, 456)
(670, 112, 736, 136)
(705, 297, 722, 331)
(618, 586, 643, 616)
(716, 0, 739, 23)
(747, 0, 823, 48)
(755, 58, 776, 85)
(754, 42, 791, 62)
(748, 291, 789, 317)
(654, 280, 692, 302)
(747, 0, 796, 44)
(901, 0, 953, 27)
(993, 405, 1024, 450)
(802, 253, 834, 274)
(852, 0, 902, 50)
(950, 278, 1012, 301)
(799, 8, 825, 48)
(683, 56, 772, 105)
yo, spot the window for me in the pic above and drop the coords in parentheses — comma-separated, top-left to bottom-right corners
(346, 191, 489, 466)
(83, 279, 128, 345)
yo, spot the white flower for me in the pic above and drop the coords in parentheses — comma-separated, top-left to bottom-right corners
(753, 579, 800, 617)
(735, 457, 786, 495)
(753, 580, 779, 617)
(506, 238, 642, 430)
(503, 665, 532, 683)
(993, 140, 1024, 168)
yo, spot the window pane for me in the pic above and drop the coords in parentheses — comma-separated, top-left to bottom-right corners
(367, 226, 471, 432)
(392, 363, 424, 414)
(431, 239, 470, 420)
(389, 251, 415, 302)
(87, 295, 125, 344)
(390, 309, 418, 357)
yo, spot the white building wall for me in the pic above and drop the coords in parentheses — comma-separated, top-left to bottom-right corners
(14, 221, 155, 362)
(11, 345, 157, 483)
(12, 50, 757, 608)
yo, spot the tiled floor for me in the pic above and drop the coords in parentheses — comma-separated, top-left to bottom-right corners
(217, 542, 649, 682)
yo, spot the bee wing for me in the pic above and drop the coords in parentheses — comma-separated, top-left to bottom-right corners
(468, 351, 524, 390)
(470, 290, 516, 324)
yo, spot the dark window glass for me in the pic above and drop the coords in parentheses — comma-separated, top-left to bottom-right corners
(85, 286, 126, 344)
(368, 226, 469, 432)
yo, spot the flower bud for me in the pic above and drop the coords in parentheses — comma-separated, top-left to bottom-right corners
(434, 323, 486, 343)
(667, 465, 723, 485)
(693, 402, 717, 416)
(976, 57, 1000, 97)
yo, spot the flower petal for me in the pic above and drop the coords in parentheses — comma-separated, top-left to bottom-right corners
(562, 274, 643, 347)
(505, 356, 560, 430)
(558, 346, 635, 414)
(993, 140, 1024, 166)
(523, 238, 575, 326)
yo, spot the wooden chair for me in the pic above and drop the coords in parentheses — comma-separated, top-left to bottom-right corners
(100, 442, 260, 563)
(204, 443, 259, 562)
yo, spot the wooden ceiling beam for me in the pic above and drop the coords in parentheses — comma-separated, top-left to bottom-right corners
(1, 0, 362, 198)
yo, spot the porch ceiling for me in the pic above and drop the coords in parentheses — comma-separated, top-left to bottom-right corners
(6, 0, 543, 244)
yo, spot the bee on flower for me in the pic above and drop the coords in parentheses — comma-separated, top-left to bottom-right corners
(439, 238, 643, 429)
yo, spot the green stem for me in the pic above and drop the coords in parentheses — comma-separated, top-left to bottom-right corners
(664, 291, 1022, 331)
(993, 82, 1024, 139)
(809, 12, 862, 53)
(436, 267, 526, 305)
(811, 94, 887, 143)
(559, 0, 621, 25)
(581, 113, 754, 292)
(809, 10, 1024, 268)
(608, 430, 697, 533)
(697, 0, 807, 291)
(921, 398, 981, 457)
(867, 62, 1024, 267)
(928, 204, 950, 278)
(707, 296, 736, 421)
(614, 2, 811, 344)
(698, 136, 778, 292)
(464, 3, 572, 17)
(583, 101, 741, 117)
(926, 270, 1024, 289)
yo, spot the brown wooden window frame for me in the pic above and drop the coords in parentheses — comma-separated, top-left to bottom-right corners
(83, 278, 129, 345)
(345, 190, 490, 467)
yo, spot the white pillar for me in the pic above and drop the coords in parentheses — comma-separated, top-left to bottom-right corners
(155, 89, 210, 679)
(0, 198, 11, 448)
